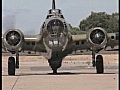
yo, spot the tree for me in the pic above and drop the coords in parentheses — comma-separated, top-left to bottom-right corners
(79, 12, 119, 33)
(70, 26, 86, 35)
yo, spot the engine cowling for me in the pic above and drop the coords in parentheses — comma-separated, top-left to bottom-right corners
(3, 29, 24, 52)
(86, 27, 107, 49)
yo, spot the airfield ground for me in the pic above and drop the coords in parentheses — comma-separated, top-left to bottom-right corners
(2, 49, 119, 90)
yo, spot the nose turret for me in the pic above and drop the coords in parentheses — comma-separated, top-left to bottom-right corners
(47, 19, 64, 37)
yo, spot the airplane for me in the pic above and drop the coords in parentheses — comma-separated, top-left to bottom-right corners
(2, 0, 119, 75)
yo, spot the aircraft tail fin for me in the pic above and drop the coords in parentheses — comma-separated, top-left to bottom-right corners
(52, 0, 56, 9)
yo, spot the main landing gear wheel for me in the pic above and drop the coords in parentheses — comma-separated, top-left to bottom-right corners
(8, 57, 15, 75)
(96, 55, 104, 74)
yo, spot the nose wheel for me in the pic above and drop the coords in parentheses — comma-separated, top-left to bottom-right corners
(53, 69, 57, 74)
(48, 57, 62, 74)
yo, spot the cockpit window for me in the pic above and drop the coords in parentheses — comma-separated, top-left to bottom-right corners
(47, 19, 64, 37)
(60, 15, 64, 19)
(49, 10, 52, 14)
(46, 15, 52, 19)
(47, 9, 64, 19)
(49, 9, 61, 14)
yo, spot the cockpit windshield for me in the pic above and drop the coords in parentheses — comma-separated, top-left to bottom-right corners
(49, 9, 61, 14)
(46, 9, 64, 19)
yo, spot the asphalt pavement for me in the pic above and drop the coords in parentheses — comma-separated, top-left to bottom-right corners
(2, 55, 118, 90)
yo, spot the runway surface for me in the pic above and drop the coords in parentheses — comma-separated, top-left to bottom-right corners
(2, 55, 119, 90)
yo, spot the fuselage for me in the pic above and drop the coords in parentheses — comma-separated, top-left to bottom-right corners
(40, 9, 71, 53)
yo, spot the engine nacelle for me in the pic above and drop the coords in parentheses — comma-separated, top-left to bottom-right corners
(86, 27, 107, 49)
(3, 29, 24, 52)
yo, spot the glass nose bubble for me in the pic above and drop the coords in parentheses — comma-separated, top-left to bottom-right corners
(47, 19, 64, 36)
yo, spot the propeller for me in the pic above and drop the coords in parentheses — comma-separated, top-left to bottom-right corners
(6, 31, 21, 46)
(90, 29, 105, 44)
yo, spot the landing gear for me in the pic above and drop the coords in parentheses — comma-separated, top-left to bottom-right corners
(48, 58, 62, 74)
(96, 55, 104, 74)
(92, 50, 96, 67)
(8, 57, 15, 75)
(8, 52, 20, 75)
(15, 52, 19, 69)
(92, 50, 104, 74)
(53, 69, 57, 74)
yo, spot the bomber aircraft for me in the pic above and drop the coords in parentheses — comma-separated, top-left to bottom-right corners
(2, 0, 119, 75)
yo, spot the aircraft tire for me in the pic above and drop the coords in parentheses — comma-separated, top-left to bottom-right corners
(96, 55, 104, 74)
(53, 68, 57, 74)
(8, 57, 15, 75)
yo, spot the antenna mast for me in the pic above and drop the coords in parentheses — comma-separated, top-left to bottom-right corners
(52, 0, 56, 9)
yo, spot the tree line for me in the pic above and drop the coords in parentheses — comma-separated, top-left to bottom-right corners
(70, 12, 119, 35)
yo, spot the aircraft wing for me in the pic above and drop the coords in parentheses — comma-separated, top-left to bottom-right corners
(71, 34, 89, 50)
(22, 35, 45, 52)
(2, 29, 45, 53)
(105, 33, 119, 48)
(70, 27, 119, 51)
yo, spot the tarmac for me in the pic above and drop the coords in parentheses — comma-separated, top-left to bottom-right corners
(2, 53, 119, 90)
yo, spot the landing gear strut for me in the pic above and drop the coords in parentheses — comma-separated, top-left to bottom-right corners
(16, 52, 19, 68)
(92, 50, 96, 67)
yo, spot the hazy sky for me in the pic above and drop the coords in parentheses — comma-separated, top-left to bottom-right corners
(2, 0, 118, 34)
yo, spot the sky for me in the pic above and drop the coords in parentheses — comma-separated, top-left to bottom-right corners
(2, 0, 119, 35)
